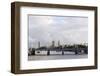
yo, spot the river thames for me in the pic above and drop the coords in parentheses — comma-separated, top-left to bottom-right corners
(28, 54, 88, 61)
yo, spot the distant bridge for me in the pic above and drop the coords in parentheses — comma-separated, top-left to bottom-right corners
(28, 47, 88, 55)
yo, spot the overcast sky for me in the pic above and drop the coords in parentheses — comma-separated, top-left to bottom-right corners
(28, 15, 88, 48)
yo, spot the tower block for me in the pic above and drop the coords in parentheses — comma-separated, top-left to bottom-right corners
(52, 41, 55, 48)
(38, 41, 40, 48)
(58, 40, 60, 46)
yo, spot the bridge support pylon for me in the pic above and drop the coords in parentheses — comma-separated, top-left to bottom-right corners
(62, 51, 64, 55)
(47, 50, 50, 55)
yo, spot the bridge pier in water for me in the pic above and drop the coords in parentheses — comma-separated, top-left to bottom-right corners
(62, 50, 64, 55)
(75, 49, 79, 55)
(32, 49, 35, 55)
(47, 50, 50, 55)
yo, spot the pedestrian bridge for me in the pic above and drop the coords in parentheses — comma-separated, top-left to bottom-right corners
(29, 48, 88, 55)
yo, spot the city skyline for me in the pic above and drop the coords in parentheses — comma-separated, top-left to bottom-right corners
(28, 15, 88, 48)
(30, 40, 88, 49)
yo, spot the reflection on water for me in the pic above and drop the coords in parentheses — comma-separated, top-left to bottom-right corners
(28, 54, 88, 61)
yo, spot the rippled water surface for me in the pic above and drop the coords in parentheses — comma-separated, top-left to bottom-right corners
(28, 54, 88, 61)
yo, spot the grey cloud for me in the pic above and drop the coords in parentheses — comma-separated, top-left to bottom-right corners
(28, 15, 88, 48)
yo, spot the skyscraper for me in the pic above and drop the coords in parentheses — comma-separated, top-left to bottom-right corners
(58, 40, 60, 46)
(38, 41, 40, 48)
(52, 41, 55, 47)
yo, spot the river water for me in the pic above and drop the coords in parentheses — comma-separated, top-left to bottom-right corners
(28, 54, 88, 61)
